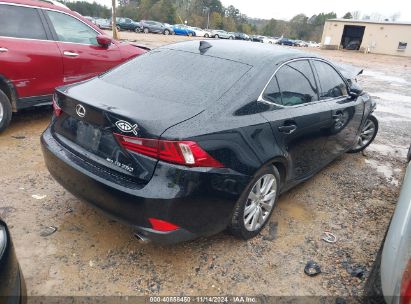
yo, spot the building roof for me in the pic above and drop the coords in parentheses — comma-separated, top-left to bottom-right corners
(326, 18, 411, 26)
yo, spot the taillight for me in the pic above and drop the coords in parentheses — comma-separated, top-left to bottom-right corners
(52, 93, 62, 117)
(401, 258, 411, 304)
(148, 218, 180, 232)
(114, 133, 224, 168)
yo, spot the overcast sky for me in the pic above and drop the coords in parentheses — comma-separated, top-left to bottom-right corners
(219, 0, 410, 21)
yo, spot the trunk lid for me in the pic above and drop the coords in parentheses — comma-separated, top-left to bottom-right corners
(52, 78, 204, 184)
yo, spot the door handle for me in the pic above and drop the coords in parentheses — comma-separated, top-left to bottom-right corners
(63, 51, 79, 57)
(0, 47, 8, 53)
(278, 124, 297, 134)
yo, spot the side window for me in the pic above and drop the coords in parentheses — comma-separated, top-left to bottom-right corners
(275, 60, 318, 106)
(46, 11, 98, 45)
(312, 60, 348, 99)
(0, 5, 47, 40)
(263, 76, 282, 105)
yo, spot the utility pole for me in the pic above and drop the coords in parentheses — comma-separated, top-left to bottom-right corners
(112, 0, 118, 39)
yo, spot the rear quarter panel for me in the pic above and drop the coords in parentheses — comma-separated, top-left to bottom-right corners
(382, 161, 411, 301)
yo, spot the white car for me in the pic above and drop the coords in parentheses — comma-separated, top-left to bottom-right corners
(262, 36, 279, 44)
(189, 27, 209, 37)
(307, 41, 320, 48)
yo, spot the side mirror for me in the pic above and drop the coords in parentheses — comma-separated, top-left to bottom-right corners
(96, 35, 112, 48)
(348, 81, 363, 98)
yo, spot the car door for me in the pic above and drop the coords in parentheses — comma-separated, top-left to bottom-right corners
(0, 4, 63, 101)
(311, 59, 364, 158)
(260, 59, 333, 181)
(44, 9, 123, 84)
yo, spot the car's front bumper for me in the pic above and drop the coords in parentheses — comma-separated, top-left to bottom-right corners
(41, 127, 250, 244)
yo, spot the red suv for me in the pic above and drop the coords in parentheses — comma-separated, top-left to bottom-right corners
(0, 0, 146, 131)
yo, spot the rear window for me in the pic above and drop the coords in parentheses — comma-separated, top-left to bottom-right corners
(0, 4, 47, 40)
(101, 49, 250, 105)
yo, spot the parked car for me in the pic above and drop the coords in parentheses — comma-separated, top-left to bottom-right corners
(189, 27, 208, 37)
(0, 0, 146, 132)
(41, 40, 378, 244)
(211, 30, 234, 39)
(140, 20, 173, 35)
(233, 32, 250, 40)
(308, 41, 320, 48)
(250, 35, 264, 43)
(277, 38, 296, 46)
(172, 24, 196, 36)
(95, 18, 111, 30)
(115, 17, 140, 32)
(262, 36, 279, 44)
(0, 218, 26, 302)
(346, 39, 361, 50)
(83, 16, 96, 24)
(294, 40, 308, 47)
(365, 144, 411, 303)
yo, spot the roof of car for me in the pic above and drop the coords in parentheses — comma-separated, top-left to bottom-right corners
(162, 40, 320, 66)
(1, 0, 72, 13)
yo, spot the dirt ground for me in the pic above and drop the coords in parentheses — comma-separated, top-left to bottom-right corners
(1, 32, 411, 298)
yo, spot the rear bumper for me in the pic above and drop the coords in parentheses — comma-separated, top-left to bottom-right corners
(41, 127, 250, 244)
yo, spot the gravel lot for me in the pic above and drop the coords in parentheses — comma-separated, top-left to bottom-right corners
(1, 32, 410, 298)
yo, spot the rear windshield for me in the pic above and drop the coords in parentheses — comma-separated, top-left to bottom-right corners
(101, 49, 250, 105)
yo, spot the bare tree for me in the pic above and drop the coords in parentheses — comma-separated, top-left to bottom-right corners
(352, 11, 361, 20)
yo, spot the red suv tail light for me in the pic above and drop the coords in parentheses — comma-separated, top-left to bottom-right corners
(52, 93, 62, 117)
(148, 218, 180, 232)
(114, 133, 224, 168)
(401, 258, 411, 304)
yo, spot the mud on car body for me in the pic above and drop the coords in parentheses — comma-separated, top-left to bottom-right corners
(41, 41, 378, 244)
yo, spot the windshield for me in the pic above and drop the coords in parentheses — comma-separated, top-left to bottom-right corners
(101, 49, 250, 105)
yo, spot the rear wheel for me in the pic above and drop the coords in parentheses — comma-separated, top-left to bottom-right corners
(229, 165, 280, 240)
(364, 239, 385, 303)
(164, 29, 170, 35)
(134, 27, 140, 33)
(204, 33, 209, 38)
(214, 34, 219, 39)
(0, 90, 12, 133)
(229, 36, 234, 40)
(348, 115, 378, 153)
(188, 32, 193, 37)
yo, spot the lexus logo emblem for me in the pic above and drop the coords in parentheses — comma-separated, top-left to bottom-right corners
(75, 104, 86, 118)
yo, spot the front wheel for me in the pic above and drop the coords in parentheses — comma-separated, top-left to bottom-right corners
(143, 28, 149, 34)
(229, 36, 234, 40)
(134, 27, 140, 33)
(214, 34, 219, 39)
(204, 33, 209, 38)
(187, 32, 193, 37)
(229, 165, 280, 240)
(0, 90, 12, 133)
(348, 115, 378, 153)
(164, 29, 170, 35)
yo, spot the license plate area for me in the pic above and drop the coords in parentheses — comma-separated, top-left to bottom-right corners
(76, 121, 102, 153)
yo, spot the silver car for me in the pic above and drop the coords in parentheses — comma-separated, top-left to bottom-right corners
(211, 30, 234, 39)
(366, 144, 411, 303)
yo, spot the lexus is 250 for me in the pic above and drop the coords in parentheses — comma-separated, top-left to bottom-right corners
(41, 40, 378, 244)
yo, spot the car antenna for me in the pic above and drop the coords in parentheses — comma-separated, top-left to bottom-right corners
(199, 41, 212, 54)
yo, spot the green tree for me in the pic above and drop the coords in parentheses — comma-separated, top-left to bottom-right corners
(342, 12, 353, 19)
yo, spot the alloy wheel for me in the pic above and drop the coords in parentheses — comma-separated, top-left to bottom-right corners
(243, 174, 277, 231)
(354, 118, 376, 150)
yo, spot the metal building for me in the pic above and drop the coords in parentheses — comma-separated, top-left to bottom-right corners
(321, 19, 411, 57)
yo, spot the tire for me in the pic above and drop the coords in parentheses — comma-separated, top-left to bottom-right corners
(204, 33, 209, 38)
(116, 26, 121, 32)
(214, 34, 219, 39)
(143, 28, 149, 34)
(364, 240, 385, 303)
(348, 115, 378, 153)
(229, 165, 280, 240)
(134, 27, 140, 33)
(188, 32, 193, 37)
(0, 90, 12, 133)
(229, 36, 234, 40)
(164, 29, 170, 35)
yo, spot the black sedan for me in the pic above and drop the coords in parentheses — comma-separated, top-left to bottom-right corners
(0, 219, 26, 302)
(41, 41, 378, 244)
